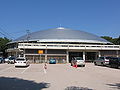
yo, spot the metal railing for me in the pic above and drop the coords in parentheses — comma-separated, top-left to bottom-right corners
(18, 43, 120, 50)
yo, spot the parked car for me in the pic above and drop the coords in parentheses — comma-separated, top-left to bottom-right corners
(94, 56, 112, 66)
(0, 57, 4, 63)
(109, 57, 120, 68)
(5, 58, 9, 63)
(8, 57, 15, 64)
(49, 58, 56, 64)
(71, 57, 85, 67)
(15, 57, 30, 67)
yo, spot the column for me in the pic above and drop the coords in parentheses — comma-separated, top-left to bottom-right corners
(98, 51, 101, 57)
(116, 50, 119, 57)
(24, 54, 25, 58)
(23, 49, 26, 58)
(33, 56, 35, 63)
(45, 49, 48, 63)
(15, 50, 17, 57)
(66, 50, 69, 63)
(83, 51, 85, 60)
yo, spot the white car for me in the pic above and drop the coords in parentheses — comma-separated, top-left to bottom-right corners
(94, 56, 112, 66)
(15, 57, 30, 67)
(71, 57, 85, 67)
(8, 57, 15, 64)
(5, 58, 9, 63)
(76, 57, 85, 67)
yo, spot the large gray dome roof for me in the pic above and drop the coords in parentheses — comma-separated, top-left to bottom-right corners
(15, 27, 110, 44)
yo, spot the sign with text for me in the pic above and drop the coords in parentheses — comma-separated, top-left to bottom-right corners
(38, 50, 43, 54)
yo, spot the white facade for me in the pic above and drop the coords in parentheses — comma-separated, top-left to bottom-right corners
(7, 27, 120, 63)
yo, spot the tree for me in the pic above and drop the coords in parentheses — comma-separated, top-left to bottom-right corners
(101, 36, 120, 45)
(115, 36, 120, 45)
(101, 36, 113, 43)
(0, 37, 11, 57)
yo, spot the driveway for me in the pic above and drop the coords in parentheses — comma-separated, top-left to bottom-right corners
(0, 63, 120, 90)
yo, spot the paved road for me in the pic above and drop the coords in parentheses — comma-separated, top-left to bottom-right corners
(0, 63, 120, 90)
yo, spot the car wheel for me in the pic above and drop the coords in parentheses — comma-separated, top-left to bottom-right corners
(83, 65, 85, 67)
(110, 64, 113, 68)
(101, 62, 104, 66)
(94, 62, 97, 65)
(115, 65, 119, 69)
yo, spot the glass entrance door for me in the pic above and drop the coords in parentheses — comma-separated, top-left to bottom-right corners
(69, 52, 83, 63)
(85, 52, 98, 62)
(25, 55, 45, 63)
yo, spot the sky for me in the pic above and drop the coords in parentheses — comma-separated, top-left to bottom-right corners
(0, 0, 120, 40)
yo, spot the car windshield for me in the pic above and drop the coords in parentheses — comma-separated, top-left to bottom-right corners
(75, 57, 83, 60)
(112, 57, 120, 61)
(98, 57, 112, 60)
(106, 57, 112, 59)
(9, 57, 15, 60)
(50, 59, 55, 60)
(98, 57, 104, 60)
(16, 59, 25, 61)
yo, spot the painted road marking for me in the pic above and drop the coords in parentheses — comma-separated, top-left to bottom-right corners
(21, 66, 30, 74)
(43, 68, 47, 74)
(43, 63, 47, 74)
(0, 66, 13, 74)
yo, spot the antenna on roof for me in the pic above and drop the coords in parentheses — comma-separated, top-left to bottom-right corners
(57, 24, 65, 29)
(59, 24, 62, 27)
(26, 30, 30, 42)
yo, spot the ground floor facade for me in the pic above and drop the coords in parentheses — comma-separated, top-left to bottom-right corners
(7, 48, 120, 63)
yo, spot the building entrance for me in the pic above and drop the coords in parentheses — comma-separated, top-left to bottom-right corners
(25, 55, 45, 63)
(47, 55, 66, 63)
(85, 52, 98, 62)
(69, 52, 83, 63)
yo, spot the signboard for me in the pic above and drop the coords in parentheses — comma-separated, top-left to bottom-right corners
(38, 50, 43, 54)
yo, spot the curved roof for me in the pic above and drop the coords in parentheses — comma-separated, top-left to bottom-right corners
(15, 27, 110, 44)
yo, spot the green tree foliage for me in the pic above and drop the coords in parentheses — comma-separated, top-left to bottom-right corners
(0, 37, 11, 57)
(115, 36, 120, 45)
(101, 36, 113, 42)
(101, 36, 120, 45)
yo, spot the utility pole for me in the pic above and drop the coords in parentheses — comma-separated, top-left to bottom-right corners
(26, 30, 30, 59)
(23, 39, 25, 57)
(26, 30, 30, 42)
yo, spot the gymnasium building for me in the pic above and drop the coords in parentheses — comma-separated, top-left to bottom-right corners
(7, 27, 120, 63)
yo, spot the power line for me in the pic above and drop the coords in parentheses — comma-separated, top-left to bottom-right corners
(0, 31, 8, 37)
(0, 27, 15, 39)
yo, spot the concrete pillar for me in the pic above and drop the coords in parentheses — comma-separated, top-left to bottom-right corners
(24, 54, 25, 58)
(95, 52, 98, 59)
(23, 48, 25, 58)
(15, 51, 17, 57)
(98, 51, 101, 57)
(45, 49, 48, 63)
(83, 51, 85, 60)
(66, 50, 69, 63)
(116, 50, 119, 57)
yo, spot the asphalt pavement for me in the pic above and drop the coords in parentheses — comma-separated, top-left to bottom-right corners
(0, 63, 120, 90)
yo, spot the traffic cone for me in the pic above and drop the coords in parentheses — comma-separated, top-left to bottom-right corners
(75, 64, 77, 68)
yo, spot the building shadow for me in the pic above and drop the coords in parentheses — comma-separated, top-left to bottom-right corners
(65, 86, 93, 90)
(106, 83, 120, 89)
(0, 77, 50, 90)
